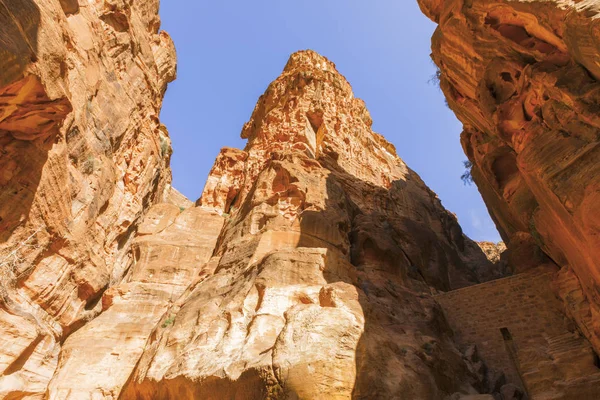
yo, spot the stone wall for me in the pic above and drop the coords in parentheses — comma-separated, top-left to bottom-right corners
(436, 265, 600, 399)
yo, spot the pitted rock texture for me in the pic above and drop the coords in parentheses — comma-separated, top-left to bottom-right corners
(116, 50, 500, 399)
(0, 0, 175, 396)
(477, 241, 506, 265)
(418, 0, 600, 354)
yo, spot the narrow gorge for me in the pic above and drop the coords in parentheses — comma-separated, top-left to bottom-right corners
(1, 1, 600, 399)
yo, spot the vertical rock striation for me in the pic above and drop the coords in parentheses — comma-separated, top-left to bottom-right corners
(0, 0, 175, 396)
(418, 0, 600, 353)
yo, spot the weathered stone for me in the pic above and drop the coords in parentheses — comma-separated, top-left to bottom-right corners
(3, 0, 600, 396)
(499, 383, 523, 400)
(418, 0, 600, 367)
(477, 242, 506, 265)
(0, 0, 175, 396)
(47, 206, 224, 399)
(58, 0, 79, 15)
(436, 265, 600, 399)
(116, 50, 496, 399)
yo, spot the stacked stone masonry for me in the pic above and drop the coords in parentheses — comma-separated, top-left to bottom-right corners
(435, 265, 600, 399)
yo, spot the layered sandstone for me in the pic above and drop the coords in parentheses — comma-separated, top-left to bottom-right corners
(114, 50, 503, 399)
(418, 0, 600, 355)
(0, 0, 175, 396)
(7, 0, 600, 396)
(48, 205, 224, 398)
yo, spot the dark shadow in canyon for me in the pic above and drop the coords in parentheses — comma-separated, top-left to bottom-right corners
(298, 154, 493, 399)
(0, 0, 40, 86)
(0, 131, 57, 243)
(0, 0, 41, 242)
(0, 1, 72, 244)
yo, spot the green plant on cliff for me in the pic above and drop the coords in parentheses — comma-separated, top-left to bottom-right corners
(422, 342, 435, 356)
(162, 315, 175, 328)
(160, 137, 172, 157)
(461, 160, 474, 185)
(428, 67, 442, 89)
(428, 65, 451, 108)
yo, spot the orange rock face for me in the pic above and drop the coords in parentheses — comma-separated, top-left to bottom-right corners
(116, 51, 501, 399)
(0, 5, 512, 390)
(0, 0, 175, 396)
(11, 0, 600, 396)
(419, 0, 600, 353)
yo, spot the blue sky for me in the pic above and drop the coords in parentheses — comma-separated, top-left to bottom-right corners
(158, 1, 501, 242)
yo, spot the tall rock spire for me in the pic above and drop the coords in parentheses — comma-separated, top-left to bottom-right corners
(112, 50, 500, 399)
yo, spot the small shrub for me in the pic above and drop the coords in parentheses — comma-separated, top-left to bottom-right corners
(179, 206, 186, 212)
(428, 67, 442, 89)
(428, 66, 452, 109)
(160, 137, 172, 157)
(162, 315, 175, 328)
(422, 342, 435, 356)
(81, 156, 96, 175)
(461, 160, 474, 186)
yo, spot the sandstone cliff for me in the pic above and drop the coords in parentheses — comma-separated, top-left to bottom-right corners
(417, 0, 600, 356)
(2, 40, 508, 396)
(0, 0, 175, 396)
(5, 0, 600, 397)
(116, 50, 501, 399)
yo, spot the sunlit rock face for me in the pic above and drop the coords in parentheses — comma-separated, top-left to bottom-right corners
(118, 50, 499, 399)
(0, 0, 175, 396)
(0, 1, 505, 395)
(418, 0, 600, 352)
(48, 204, 224, 399)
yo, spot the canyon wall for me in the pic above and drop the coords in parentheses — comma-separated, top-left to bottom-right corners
(418, 0, 600, 353)
(5, 0, 600, 397)
(116, 50, 503, 399)
(17, 45, 508, 398)
(0, 0, 175, 396)
(0, 1, 505, 395)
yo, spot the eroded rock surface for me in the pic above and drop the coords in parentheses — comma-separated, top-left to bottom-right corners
(1, 2, 504, 396)
(477, 241, 506, 265)
(48, 205, 224, 399)
(116, 50, 499, 399)
(0, 0, 175, 396)
(6, 0, 600, 396)
(418, 0, 600, 355)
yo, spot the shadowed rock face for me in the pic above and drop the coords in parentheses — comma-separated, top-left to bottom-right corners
(417, 0, 600, 354)
(0, 0, 175, 396)
(114, 50, 499, 399)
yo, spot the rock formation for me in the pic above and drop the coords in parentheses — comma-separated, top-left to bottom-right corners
(44, 50, 502, 399)
(0, 0, 175, 396)
(0, 10, 507, 392)
(3, 0, 600, 398)
(417, 0, 600, 357)
(116, 50, 506, 399)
